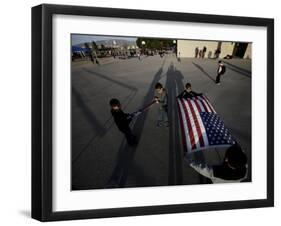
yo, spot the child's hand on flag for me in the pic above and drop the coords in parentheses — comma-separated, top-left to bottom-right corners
(154, 97, 159, 103)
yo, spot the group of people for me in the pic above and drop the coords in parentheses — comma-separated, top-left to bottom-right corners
(153, 82, 204, 128)
(195, 46, 207, 58)
(109, 82, 201, 146)
(108, 58, 246, 183)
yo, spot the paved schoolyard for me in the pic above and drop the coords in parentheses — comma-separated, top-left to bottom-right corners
(71, 55, 251, 190)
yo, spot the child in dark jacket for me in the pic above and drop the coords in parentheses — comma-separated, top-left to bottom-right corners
(177, 83, 202, 99)
(216, 60, 226, 84)
(187, 143, 248, 183)
(110, 98, 137, 146)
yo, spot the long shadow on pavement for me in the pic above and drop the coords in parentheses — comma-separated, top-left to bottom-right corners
(72, 68, 139, 165)
(166, 63, 210, 185)
(82, 68, 138, 91)
(106, 57, 166, 188)
(165, 62, 184, 185)
(192, 62, 216, 83)
(72, 87, 108, 162)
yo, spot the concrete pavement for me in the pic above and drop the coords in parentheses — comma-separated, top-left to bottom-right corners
(71, 55, 251, 190)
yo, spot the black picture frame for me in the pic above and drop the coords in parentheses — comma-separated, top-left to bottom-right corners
(32, 4, 274, 222)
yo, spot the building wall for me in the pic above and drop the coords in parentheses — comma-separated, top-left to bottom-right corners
(220, 42, 235, 58)
(177, 40, 251, 59)
(243, 43, 252, 59)
(177, 40, 219, 58)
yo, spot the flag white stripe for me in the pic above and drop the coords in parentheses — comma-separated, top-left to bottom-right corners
(184, 99, 200, 149)
(190, 99, 209, 148)
(178, 99, 192, 151)
(198, 96, 211, 112)
(204, 95, 216, 113)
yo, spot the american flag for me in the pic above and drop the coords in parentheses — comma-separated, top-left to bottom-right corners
(177, 95, 236, 153)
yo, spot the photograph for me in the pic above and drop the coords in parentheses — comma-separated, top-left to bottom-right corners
(31, 3, 274, 221)
(71, 34, 252, 190)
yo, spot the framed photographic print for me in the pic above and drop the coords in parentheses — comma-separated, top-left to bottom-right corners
(32, 4, 274, 221)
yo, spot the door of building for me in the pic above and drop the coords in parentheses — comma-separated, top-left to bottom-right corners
(232, 43, 248, 58)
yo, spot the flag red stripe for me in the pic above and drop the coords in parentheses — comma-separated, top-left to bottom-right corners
(194, 98, 204, 112)
(181, 99, 196, 150)
(197, 97, 209, 112)
(201, 96, 214, 113)
(194, 98, 203, 113)
(193, 99, 209, 146)
(204, 95, 216, 113)
(186, 100, 205, 147)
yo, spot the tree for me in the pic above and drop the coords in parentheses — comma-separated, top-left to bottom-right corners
(136, 38, 174, 50)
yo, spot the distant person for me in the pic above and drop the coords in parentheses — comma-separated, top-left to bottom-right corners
(216, 60, 226, 85)
(178, 51, 181, 61)
(89, 54, 94, 63)
(177, 83, 202, 99)
(202, 46, 207, 58)
(93, 52, 100, 65)
(186, 143, 248, 183)
(154, 83, 169, 127)
(215, 49, 221, 59)
(137, 52, 141, 60)
(95, 58, 100, 65)
(224, 54, 233, 59)
(199, 50, 202, 58)
(195, 47, 199, 58)
(207, 51, 212, 59)
(109, 98, 137, 146)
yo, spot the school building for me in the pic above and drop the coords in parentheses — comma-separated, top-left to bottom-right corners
(177, 40, 252, 59)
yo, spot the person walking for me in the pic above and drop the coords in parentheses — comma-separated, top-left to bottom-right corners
(199, 50, 202, 58)
(215, 49, 221, 59)
(195, 47, 199, 58)
(202, 46, 207, 58)
(216, 60, 226, 85)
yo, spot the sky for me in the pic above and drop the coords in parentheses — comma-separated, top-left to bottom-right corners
(71, 34, 137, 45)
